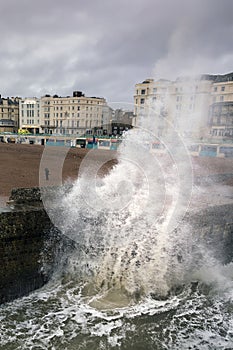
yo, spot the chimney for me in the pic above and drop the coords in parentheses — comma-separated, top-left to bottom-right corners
(73, 91, 84, 97)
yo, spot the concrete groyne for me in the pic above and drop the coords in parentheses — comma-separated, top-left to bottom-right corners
(0, 207, 52, 303)
(0, 188, 69, 304)
(183, 204, 233, 264)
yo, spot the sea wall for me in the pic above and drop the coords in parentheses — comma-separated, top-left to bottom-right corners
(0, 206, 62, 304)
(0, 187, 76, 305)
(182, 204, 233, 264)
(9, 187, 42, 204)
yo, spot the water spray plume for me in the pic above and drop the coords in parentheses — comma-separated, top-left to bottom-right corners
(39, 94, 196, 303)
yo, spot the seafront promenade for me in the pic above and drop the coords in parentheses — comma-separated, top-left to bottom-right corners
(0, 143, 117, 203)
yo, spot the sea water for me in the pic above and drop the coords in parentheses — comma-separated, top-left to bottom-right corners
(1, 261, 233, 349)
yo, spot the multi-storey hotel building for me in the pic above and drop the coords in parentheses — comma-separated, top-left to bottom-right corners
(0, 96, 20, 133)
(19, 97, 41, 134)
(18, 91, 113, 136)
(134, 72, 233, 141)
(209, 75, 233, 139)
(40, 91, 112, 136)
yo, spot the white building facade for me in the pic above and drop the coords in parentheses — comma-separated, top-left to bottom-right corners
(134, 73, 233, 141)
(40, 91, 112, 136)
(209, 77, 233, 139)
(19, 97, 41, 134)
(19, 91, 113, 136)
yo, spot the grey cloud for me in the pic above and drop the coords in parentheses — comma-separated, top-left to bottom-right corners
(0, 0, 232, 103)
(153, 0, 233, 79)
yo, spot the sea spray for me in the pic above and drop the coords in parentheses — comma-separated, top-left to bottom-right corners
(37, 93, 199, 303)
(42, 141, 195, 304)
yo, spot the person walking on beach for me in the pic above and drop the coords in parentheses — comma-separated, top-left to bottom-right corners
(45, 167, 50, 181)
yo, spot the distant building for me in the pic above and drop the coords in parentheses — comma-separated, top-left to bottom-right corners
(19, 97, 41, 134)
(112, 109, 134, 136)
(40, 91, 112, 136)
(134, 72, 233, 141)
(169, 76, 212, 139)
(114, 109, 134, 125)
(102, 105, 114, 135)
(209, 73, 233, 139)
(133, 78, 171, 136)
(0, 95, 20, 133)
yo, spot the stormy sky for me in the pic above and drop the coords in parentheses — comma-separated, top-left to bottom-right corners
(0, 0, 233, 106)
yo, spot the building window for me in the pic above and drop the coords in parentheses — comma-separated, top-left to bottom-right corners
(221, 86, 225, 91)
(153, 88, 157, 93)
(220, 96, 224, 102)
(214, 86, 217, 92)
(141, 89, 146, 95)
(140, 98, 145, 104)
